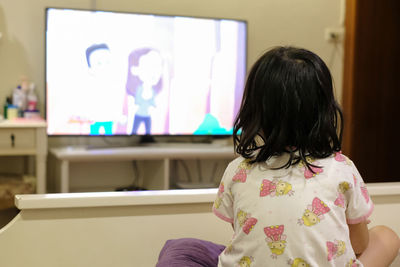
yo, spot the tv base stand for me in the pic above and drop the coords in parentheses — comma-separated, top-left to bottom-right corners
(50, 144, 235, 193)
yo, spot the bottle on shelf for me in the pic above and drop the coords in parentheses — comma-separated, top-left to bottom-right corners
(3, 97, 11, 119)
(26, 83, 38, 111)
(7, 104, 19, 120)
(24, 83, 41, 119)
(12, 85, 25, 116)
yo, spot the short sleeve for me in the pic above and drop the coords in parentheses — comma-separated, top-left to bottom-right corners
(212, 164, 234, 224)
(345, 161, 374, 224)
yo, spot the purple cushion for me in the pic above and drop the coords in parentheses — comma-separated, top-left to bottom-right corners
(156, 238, 225, 267)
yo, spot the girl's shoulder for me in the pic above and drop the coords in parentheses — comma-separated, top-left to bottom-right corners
(228, 152, 357, 174)
(319, 151, 355, 168)
(313, 152, 358, 180)
(227, 156, 249, 169)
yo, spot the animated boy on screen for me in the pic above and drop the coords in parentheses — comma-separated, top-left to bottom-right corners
(85, 43, 125, 135)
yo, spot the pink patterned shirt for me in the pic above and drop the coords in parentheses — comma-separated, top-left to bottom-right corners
(213, 152, 373, 267)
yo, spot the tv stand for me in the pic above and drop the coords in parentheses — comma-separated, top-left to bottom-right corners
(50, 143, 235, 193)
(139, 135, 155, 144)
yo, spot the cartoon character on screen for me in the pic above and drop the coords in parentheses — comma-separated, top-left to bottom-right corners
(125, 48, 165, 135)
(264, 225, 287, 259)
(86, 43, 112, 77)
(85, 43, 114, 135)
(298, 197, 330, 226)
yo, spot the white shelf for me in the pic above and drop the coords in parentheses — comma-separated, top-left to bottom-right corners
(0, 119, 47, 193)
(51, 144, 234, 161)
(15, 181, 400, 210)
(50, 144, 236, 193)
(0, 119, 47, 128)
(15, 188, 219, 209)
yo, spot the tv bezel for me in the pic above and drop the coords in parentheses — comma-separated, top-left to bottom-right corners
(44, 7, 248, 138)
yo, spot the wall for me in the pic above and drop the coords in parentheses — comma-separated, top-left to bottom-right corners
(0, 0, 344, 191)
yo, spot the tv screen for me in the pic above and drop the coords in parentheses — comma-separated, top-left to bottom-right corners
(45, 8, 247, 136)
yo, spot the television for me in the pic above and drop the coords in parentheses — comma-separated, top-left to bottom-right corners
(45, 8, 247, 138)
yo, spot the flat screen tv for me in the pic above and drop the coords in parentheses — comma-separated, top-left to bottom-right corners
(45, 8, 247, 137)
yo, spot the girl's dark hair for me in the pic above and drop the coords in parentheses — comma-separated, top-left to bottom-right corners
(233, 46, 343, 170)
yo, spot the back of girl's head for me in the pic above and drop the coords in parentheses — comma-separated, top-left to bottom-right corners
(234, 46, 343, 168)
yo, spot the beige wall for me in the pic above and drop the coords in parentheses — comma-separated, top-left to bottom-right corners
(0, 0, 344, 190)
(0, 0, 344, 114)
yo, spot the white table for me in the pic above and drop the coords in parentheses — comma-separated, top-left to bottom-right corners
(0, 119, 47, 193)
(50, 144, 236, 193)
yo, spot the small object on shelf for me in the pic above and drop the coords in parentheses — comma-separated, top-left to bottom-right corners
(23, 110, 41, 120)
(3, 97, 12, 119)
(6, 105, 18, 120)
(115, 185, 147, 191)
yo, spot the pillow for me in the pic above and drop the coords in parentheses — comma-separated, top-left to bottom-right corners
(156, 238, 225, 267)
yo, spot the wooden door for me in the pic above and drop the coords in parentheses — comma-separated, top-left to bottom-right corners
(342, 0, 400, 182)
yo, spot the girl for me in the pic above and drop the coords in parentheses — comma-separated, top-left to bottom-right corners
(213, 46, 400, 267)
(124, 47, 165, 135)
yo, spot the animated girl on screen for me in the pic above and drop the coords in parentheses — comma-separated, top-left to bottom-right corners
(124, 48, 165, 135)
